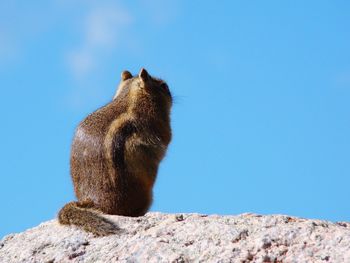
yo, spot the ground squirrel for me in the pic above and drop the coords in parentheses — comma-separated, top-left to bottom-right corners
(58, 68, 172, 236)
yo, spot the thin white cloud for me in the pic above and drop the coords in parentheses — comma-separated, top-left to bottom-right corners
(66, 49, 94, 80)
(66, 4, 132, 80)
(62, 0, 180, 110)
(0, 33, 16, 64)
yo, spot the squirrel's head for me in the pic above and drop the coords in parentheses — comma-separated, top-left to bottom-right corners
(114, 68, 172, 118)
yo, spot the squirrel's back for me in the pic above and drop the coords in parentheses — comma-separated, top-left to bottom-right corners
(58, 68, 172, 235)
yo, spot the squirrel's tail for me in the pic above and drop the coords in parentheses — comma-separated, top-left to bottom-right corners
(58, 201, 118, 236)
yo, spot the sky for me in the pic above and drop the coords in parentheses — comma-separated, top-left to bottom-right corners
(1, 0, 350, 238)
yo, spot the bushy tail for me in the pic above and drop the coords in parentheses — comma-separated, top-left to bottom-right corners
(58, 201, 118, 236)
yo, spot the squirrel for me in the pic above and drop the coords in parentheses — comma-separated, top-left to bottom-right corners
(58, 68, 172, 236)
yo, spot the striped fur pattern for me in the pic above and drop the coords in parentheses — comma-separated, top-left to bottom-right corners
(58, 68, 172, 235)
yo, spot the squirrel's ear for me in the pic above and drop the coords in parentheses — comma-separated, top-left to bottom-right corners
(139, 68, 150, 82)
(121, 70, 132, 81)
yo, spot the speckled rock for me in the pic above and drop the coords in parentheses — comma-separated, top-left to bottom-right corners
(1, 212, 350, 262)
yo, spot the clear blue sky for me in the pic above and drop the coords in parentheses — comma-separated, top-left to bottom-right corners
(1, 0, 350, 238)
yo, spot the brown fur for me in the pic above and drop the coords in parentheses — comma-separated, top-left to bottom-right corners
(58, 68, 172, 236)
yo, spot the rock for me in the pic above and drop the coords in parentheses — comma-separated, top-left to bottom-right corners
(1, 212, 350, 262)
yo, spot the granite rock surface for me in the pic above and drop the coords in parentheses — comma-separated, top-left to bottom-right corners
(1, 212, 350, 262)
